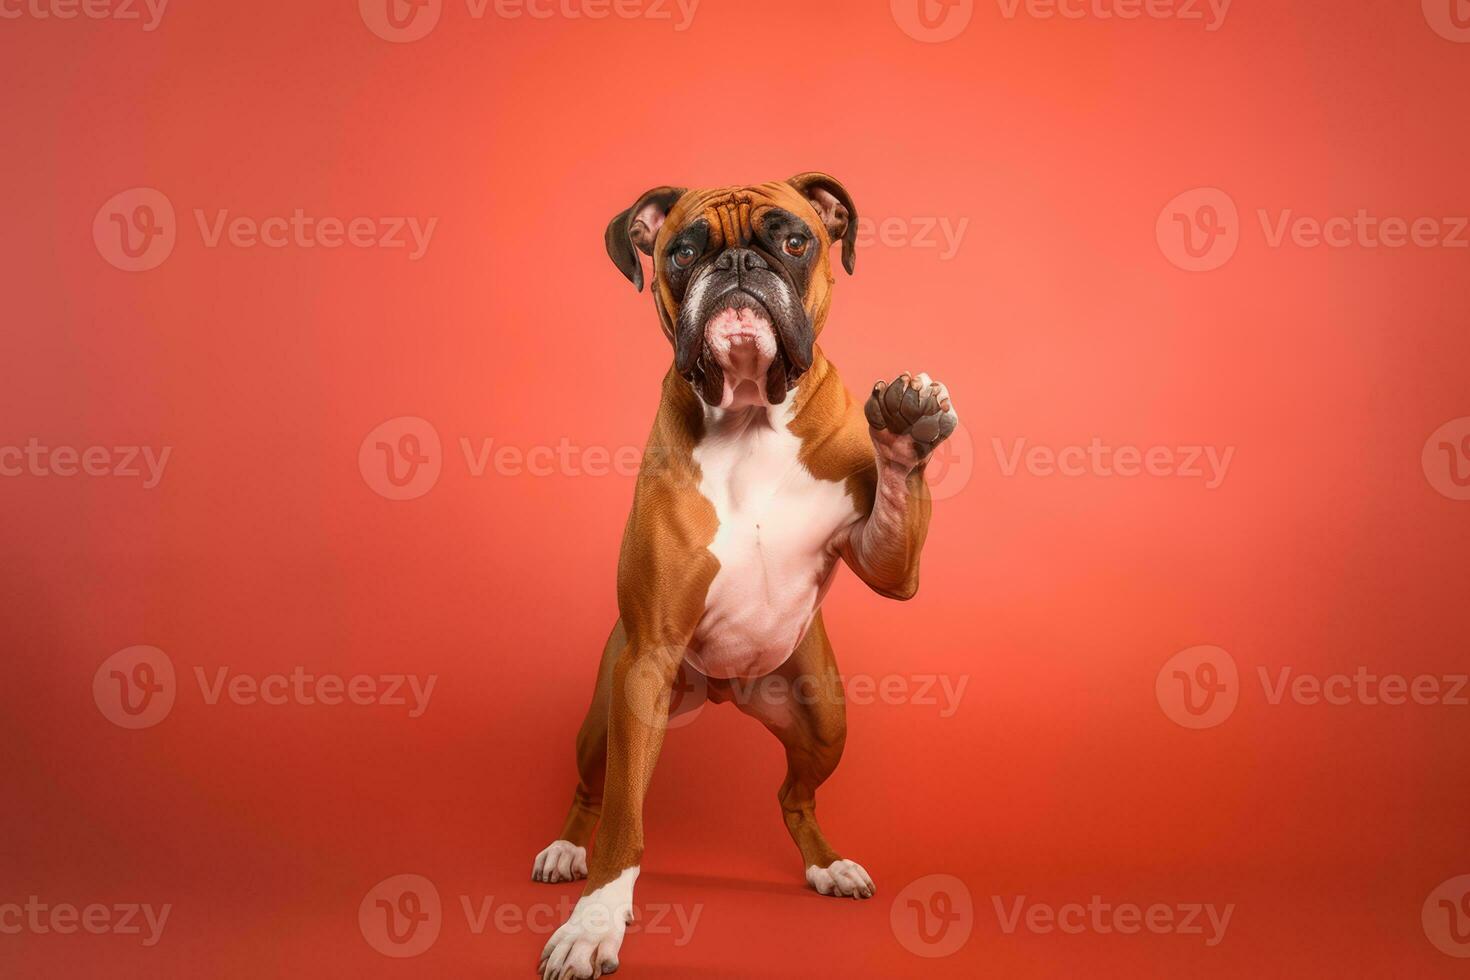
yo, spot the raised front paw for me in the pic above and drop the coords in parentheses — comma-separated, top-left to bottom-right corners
(865, 372, 959, 467)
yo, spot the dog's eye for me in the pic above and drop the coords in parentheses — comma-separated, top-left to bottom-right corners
(673, 244, 698, 268)
(783, 235, 809, 258)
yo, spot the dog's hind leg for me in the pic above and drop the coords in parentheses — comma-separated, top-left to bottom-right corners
(734, 610, 875, 899)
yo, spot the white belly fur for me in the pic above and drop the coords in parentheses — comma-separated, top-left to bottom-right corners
(687, 400, 860, 680)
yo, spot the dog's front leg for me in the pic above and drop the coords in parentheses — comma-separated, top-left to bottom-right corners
(837, 372, 960, 600)
(539, 638, 685, 980)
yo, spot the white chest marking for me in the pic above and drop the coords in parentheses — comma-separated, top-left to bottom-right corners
(688, 401, 859, 679)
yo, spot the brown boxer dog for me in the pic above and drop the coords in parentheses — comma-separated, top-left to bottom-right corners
(534, 174, 959, 978)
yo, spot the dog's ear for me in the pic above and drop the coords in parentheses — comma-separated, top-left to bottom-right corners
(787, 172, 859, 275)
(605, 186, 687, 292)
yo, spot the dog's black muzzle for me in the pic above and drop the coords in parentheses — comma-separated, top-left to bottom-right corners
(673, 247, 813, 406)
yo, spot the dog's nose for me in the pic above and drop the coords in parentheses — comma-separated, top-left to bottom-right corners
(714, 248, 768, 273)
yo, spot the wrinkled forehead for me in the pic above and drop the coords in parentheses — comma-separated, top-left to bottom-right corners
(661, 182, 824, 248)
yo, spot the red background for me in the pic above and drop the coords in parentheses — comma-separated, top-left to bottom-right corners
(3, 0, 1469, 976)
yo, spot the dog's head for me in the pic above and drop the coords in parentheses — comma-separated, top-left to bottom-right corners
(605, 174, 858, 409)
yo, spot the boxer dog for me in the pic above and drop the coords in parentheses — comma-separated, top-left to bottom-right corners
(534, 173, 959, 978)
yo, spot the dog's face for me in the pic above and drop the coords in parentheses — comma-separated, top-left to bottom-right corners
(605, 174, 858, 409)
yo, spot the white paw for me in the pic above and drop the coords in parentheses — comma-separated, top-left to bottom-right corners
(532, 840, 588, 883)
(806, 859, 875, 899)
(540, 867, 637, 979)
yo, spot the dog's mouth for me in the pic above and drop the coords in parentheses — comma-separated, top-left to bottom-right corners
(691, 291, 793, 408)
(678, 284, 812, 408)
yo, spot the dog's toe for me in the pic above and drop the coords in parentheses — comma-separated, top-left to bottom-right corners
(532, 840, 588, 883)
